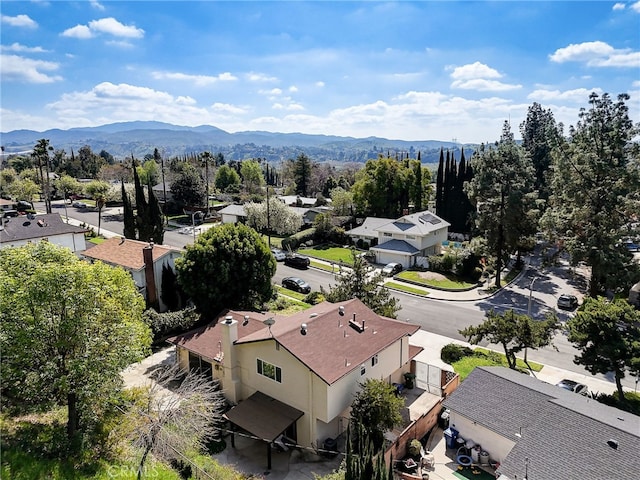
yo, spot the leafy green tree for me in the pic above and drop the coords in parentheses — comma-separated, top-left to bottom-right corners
(567, 297, 640, 403)
(350, 379, 404, 451)
(84, 180, 110, 236)
(459, 309, 558, 369)
(215, 164, 241, 192)
(465, 122, 538, 287)
(240, 159, 265, 194)
(7, 177, 39, 204)
(171, 162, 206, 209)
(175, 223, 276, 318)
(0, 242, 151, 441)
(330, 186, 355, 216)
(321, 250, 400, 318)
(55, 174, 82, 202)
(542, 93, 639, 297)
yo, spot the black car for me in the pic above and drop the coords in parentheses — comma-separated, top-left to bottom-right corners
(282, 277, 311, 294)
(284, 254, 310, 269)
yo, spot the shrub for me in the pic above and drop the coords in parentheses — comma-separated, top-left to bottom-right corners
(356, 238, 364, 249)
(441, 343, 473, 364)
(304, 291, 325, 305)
(282, 227, 316, 251)
(143, 307, 200, 340)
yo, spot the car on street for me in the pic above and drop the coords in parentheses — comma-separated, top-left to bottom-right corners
(281, 276, 311, 294)
(382, 262, 403, 276)
(284, 253, 310, 269)
(271, 248, 286, 262)
(557, 294, 579, 310)
(72, 201, 88, 208)
(556, 379, 590, 396)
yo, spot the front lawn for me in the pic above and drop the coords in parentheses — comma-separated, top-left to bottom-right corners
(300, 246, 355, 265)
(385, 281, 429, 296)
(452, 348, 542, 381)
(398, 270, 476, 290)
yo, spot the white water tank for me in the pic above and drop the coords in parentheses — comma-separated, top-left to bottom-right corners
(479, 451, 490, 466)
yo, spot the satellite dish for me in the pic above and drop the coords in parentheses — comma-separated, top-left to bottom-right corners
(263, 318, 275, 327)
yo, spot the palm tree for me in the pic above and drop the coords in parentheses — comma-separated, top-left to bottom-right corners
(84, 180, 110, 236)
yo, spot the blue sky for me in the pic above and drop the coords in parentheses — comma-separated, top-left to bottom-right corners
(1, 1, 639, 143)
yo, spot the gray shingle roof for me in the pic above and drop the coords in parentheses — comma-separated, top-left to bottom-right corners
(0, 213, 86, 242)
(372, 239, 419, 254)
(443, 367, 640, 480)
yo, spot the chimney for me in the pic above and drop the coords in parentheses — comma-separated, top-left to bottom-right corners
(221, 315, 241, 403)
(143, 243, 159, 311)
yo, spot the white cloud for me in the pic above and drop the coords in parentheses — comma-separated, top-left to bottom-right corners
(632, 1, 640, 13)
(247, 72, 278, 82)
(62, 17, 144, 40)
(211, 102, 248, 114)
(633, 80, 640, 87)
(62, 25, 93, 39)
(451, 78, 521, 92)
(1, 14, 37, 28)
(550, 41, 639, 67)
(90, 0, 105, 11)
(272, 102, 304, 111)
(612, 2, 626, 10)
(288, 85, 298, 93)
(528, 87, 603, 103)
(315, 81, 325, 88)
(450, 62, 502, 80)
(151, 71, 237, 86)
(0, 54, 62, 83)
(1, 43, 48, 53)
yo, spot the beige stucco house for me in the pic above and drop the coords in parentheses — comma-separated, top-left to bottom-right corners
(167, 298, 420, 454)
(81, 237, 182, 312)
(346, 210, 450, 269)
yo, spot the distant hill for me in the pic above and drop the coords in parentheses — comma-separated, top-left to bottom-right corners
(0, 122, 477, 165)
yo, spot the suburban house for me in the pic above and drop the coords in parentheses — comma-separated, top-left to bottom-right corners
(346, 210, 450, 269)
(167, 298, 420, 456)
(0, 212, 87, 252)
(151, 182, 174, 204)
(443, 366, 640, 480)
(219, 204, 248, 224)
(81, 237, 182, 312)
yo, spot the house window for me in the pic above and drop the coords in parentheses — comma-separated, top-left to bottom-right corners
(383, 232, 392, 237)
(257, 358, 282, 383)
(360, 364, 366, 375)
(406, 235, 415, 240)
(371, 354, 378, 367)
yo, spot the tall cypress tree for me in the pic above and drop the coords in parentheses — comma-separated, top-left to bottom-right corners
(435, 148, 444, 216)
(147, 179, 164, 244)
(122, 180, 136, 239)
(412, 152, 423, 211)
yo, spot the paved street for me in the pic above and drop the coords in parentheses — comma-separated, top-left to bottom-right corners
(49, 201, 637, 391)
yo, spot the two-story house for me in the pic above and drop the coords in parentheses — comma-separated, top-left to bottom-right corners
(81, 237, 182, 312)
(167, 298, 420, 455)
(346, 210, 450, 269)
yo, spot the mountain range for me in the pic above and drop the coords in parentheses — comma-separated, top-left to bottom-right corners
(1, 121, 476, 165)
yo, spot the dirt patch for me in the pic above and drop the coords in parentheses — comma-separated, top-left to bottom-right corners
(415, 271, 448, 281)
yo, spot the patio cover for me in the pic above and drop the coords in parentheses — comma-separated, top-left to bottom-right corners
(224, 391, 304, 442)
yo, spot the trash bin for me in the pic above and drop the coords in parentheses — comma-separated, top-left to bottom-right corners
(322, 437, 338, 458)
(443, 427, 458, 449)
(404, 372, 417, 389)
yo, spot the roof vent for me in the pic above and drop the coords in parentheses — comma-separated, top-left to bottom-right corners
(309, 313, 318, 318)
(300, 323, 308, 336)
(224, 316, 233, 324)
(607, 439, 618, 450)
(242, 315, 249, 326)
(338, 306, 345, 316)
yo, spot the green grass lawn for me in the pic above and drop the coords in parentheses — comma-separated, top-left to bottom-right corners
(452, 348, 543, 381)
(385, 281, 429, 296)
(398, 270, 476, 289)
(300, 246, 355, 265)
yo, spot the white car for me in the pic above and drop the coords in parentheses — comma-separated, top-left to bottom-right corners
(271, 248, 286, 261)
(72, 201, 88, 208)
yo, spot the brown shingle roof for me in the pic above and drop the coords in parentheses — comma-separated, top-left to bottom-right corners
(81, 237, 180, 270)
(168, 299, 419, 385)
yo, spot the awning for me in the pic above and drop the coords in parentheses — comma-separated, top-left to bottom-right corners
(224, 391, 304, 442)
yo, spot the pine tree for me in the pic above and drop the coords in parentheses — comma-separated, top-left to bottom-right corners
(147, 178, 164, 244)
(435, 148, 444, 216)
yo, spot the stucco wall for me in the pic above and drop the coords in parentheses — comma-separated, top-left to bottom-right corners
(0, 233, 86, 252)
(448, 412, 516, 465)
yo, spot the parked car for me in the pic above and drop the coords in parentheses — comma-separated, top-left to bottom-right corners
(284, 254, 310, 269)
(382, 262, 403, 276)
(556, 379, 590, 396)
(72, 201, 88, 208)
(271, 248, 286, 262)
(2, 209, 19, 218)
(557, 294, 578, 310)
(282, 277, 311, 294)
(16, 200, 33, 212)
